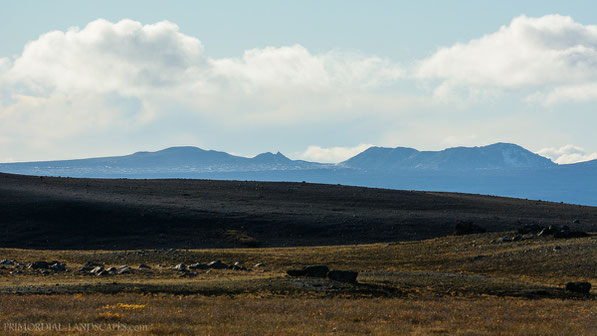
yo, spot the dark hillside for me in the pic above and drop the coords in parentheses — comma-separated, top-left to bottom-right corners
(1, 173, 595, 249)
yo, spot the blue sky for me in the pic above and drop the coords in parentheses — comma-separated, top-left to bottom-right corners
(1, 1, 597, 163)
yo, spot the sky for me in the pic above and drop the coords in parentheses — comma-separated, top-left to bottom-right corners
(1, 1, 597, 164)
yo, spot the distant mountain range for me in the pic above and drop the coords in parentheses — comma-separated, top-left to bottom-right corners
(341, 143, 555, 170)
(1, 143, 596, 206)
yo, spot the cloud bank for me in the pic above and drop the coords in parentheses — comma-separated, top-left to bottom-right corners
(0, 19, 404, 161)
(537, 145, 597, 164)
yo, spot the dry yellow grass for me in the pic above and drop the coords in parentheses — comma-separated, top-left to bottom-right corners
(0, 294, 595, 335)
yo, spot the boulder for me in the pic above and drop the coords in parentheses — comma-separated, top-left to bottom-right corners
(253, 263, 266, 268)
(327, 270, 358, 283)
(138, 264, 151, 270)
(207, 260, 228, 270)
(29, 261, 52, 269)
(90, 266, 104, 275)
(173, 263, 187, 271)
(287, 269, 306, 277)
(117, 265, 131, 275)
(565, 282, 592, 294)
(105, 267, 117, 275)
(188, 263, 209, 270)
(287, 264, 329, 278)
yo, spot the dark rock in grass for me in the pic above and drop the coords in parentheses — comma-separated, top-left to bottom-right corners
(565, 281, 592, 294)
(303, 265, 329, 277)
(49, 262, 66, 272)
(0, 260, 16, 266)
(179, 271, 198, 278)
(188, 263, 209, 270)
(327, 270, 358, 283)
(287, 269, 306, 277)
(29, 261, 52, 269)
(454, 222, 486, 235)
(138, 264, 151, 270)
(207, 260, 228, 270)
(287, 264, 330, 278)
(117, 265, 131, 274)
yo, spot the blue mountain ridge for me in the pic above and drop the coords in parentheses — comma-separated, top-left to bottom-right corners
(1, 143, 596, 206)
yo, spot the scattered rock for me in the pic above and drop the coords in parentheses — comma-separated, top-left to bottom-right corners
(49, 262, 66, 272)
(327, 270, 358, 283)
(207, 260, 228, 270)
(565, 281, 592, 294)
(173, 264, 186, 271)
(537, 225, 588, 238)
(454, 222, 486, 235)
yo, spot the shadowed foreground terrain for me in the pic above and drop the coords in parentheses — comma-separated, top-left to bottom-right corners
(1, 172, 596, 249)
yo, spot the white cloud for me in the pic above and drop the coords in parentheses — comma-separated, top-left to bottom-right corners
(298, 144, 373, 163)
(4, 19, 204, 96)
(0, 19, 407, 161)
(416, 15, 597, 103)
(537, 145, 597, 164)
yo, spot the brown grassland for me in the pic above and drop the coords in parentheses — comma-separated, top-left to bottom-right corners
(0, 231, 595, 335)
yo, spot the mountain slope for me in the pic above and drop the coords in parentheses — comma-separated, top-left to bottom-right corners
(342, 143, 555, 170)
(0, 146, 324, 176)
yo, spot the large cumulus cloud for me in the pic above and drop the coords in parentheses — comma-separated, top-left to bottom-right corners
(416, 15, 597, 104)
